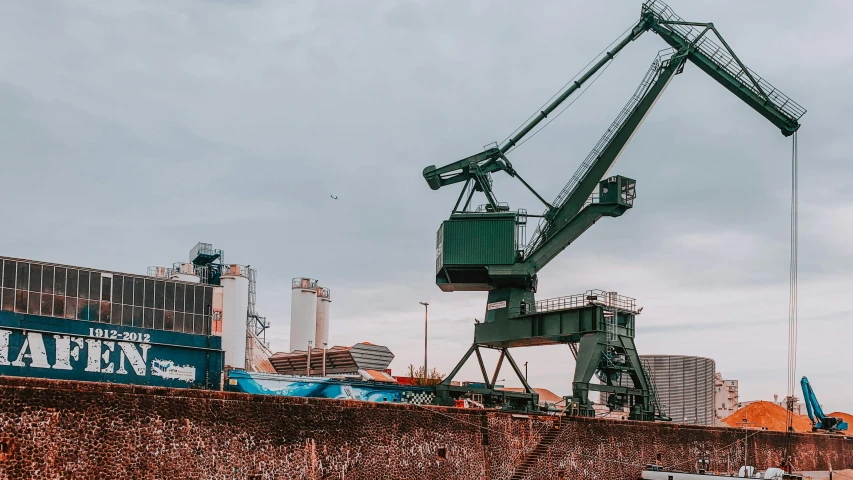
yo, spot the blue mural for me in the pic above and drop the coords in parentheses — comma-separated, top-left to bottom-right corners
(227, 370, 435, 405)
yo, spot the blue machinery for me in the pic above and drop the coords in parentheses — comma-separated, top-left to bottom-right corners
(800, 376, 848, 433)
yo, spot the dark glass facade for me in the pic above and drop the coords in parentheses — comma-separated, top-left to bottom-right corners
(0, 257, 212, 336)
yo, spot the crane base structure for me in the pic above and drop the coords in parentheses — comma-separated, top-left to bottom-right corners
(435, 290, 668, 420)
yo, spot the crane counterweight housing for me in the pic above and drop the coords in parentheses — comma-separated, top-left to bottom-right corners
(423, 0, 805, 418)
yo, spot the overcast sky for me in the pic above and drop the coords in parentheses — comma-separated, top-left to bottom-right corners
(1, 1, 852, 412)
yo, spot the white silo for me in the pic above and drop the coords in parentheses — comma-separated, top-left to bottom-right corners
(221, 265, 250, 369)
(170, 263, 201, 283)
(290, 278, 318, 353)
(315, 287, 331, 347)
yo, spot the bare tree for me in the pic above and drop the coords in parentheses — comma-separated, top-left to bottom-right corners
(406, 364, 444, 386)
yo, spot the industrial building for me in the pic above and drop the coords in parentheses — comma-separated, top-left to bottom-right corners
(601, 354, 716, 426)
(714, 372, 739, 420)
(643, 355, 716, 426)
(0, 242, 287, 391)
(148, 243, 274, 374)
(0, 242, 405, 396)
(0, 253, 226, 389)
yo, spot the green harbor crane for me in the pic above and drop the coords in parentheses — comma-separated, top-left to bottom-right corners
(422, 0, 805, 418)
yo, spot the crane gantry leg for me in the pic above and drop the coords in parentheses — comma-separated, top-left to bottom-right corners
(434, 290, 667, 420)
(435, 343, 539, 411)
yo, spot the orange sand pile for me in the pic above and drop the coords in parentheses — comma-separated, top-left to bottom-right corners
(827, 411, 853, 427)
(722, 401, 812, 433)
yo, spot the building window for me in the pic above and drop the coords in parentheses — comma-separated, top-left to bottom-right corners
(0, 258, 213, 337)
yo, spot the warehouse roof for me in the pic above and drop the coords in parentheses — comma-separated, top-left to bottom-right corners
(269, 342, 394, 376)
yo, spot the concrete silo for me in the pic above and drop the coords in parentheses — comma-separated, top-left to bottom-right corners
(290, 278, 318, 353)
(315, 286, 331, 348)
(220, 265, 249, 369)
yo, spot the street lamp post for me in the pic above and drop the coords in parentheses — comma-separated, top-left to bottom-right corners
(322, 342, 328, 377)
(307, 340, 313, 376)
(419, 302, 429, 379)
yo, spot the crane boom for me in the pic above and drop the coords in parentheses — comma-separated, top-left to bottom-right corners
(426, 0, 807, 275)
(520, 1, 807, 268)
(523, 50, 684, 270)
(499, 24, 646, 155)
(422, 20, 647, 211)
(643, 0, 804, 136)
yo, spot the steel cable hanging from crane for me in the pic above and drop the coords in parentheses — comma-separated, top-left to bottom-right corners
(783, 132, 799, 468)
(789, 132, 799, 408)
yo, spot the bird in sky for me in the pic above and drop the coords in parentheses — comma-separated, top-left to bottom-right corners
(330, 195, 338, 200)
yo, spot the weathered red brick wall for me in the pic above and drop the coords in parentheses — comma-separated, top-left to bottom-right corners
(0, 376, 850, 479)
(0, 376, 487, 479)
(483, 413, 552, 479)
(519, 417, 853, 479)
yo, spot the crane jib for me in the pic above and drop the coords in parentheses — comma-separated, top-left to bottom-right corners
(523, 52, 685, 269)
(642, 0, 804, 134)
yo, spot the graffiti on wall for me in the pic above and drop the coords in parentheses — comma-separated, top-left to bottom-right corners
(228, 370, 436, 405)
(0, 316, 219, 389)
(0, 328, 153, 375)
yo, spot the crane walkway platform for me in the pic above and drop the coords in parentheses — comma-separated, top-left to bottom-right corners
(643, 0, 805, 123)
(513, 289, 638, 318)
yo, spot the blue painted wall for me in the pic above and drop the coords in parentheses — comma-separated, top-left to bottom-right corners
(0, 311, 223, 389)
(227, 370, 435, 404)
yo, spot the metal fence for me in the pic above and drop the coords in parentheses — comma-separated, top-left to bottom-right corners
(530, 289, 637, 315)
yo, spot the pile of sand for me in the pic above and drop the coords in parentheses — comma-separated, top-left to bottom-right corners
(722, 401, 813, 433)
(801, 469, 853, 480)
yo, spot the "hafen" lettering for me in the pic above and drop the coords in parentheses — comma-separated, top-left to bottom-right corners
(0, 328, 150, 375)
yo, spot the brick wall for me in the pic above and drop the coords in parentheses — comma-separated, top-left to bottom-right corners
(0, 377, 850, 479)
(0, 377, 486, 479)
(520, 417, 853, 479)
